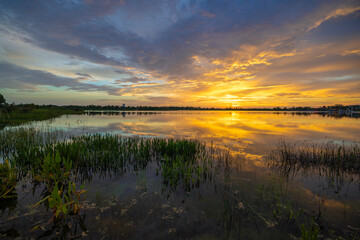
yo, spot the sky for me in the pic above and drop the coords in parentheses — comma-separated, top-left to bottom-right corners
(0, 0, 360, 107)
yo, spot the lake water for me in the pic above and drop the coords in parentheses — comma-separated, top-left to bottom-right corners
(1, 111, 360, 239)
(20, 111, 360, 154)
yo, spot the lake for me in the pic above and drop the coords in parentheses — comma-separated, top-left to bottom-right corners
(1, 111, 359, 239)
(18, 111, 360, 153)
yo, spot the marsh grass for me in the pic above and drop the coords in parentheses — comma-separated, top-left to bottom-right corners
(1, 128, 359, 239)
(267, 140, 360, 198)
(265, 139, 360, 239)
(301, 220, 320, 240)
(268, 139, 360, 181)
(0, 128, 215, 189)
(0, 127, 220, 238)
(0, 128, 216, 212)
(0, 108, 83, 129)
(270, 139, 360, 170)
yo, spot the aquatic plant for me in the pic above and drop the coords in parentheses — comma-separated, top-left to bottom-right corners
(268, 139, 360, 198)
(2, 127, 358, 239)
(0, 127, 62, 172)
(34, 152, 73, 185)
(301, 220, 319, 240)
(269, 139, 360, 174)
(1, 128, 216, 213)
(0, 159, 18, 214)
(43, 181, 86, 220)
(1, 128, 214, 188)
(33, 153, 85, 219)
(0, 159, 16, 199)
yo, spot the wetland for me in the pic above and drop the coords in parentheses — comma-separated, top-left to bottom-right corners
(0, 111, 359, 239)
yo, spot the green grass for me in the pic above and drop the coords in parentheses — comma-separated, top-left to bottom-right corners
(0, 108, 83, 128)
(0, 128, 211, 180)
(0, 127, 215, 228)
(1, 128, 358, 239)
(301, 221, 319, 240)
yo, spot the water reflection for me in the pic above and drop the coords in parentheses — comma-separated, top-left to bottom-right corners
(19, 111, 360, 159)
(0, 195, 17, 214)
(1, 112, 360, 239)
(267, 140, 360, 198)
(84, 110, 360, 119)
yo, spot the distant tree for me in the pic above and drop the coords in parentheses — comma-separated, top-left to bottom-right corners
(0, 93, 6, 106)
(334, 104, 344, 109)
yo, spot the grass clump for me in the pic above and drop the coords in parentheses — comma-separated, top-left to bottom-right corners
(0, 128, 214, 188)
(301, 221, 319, 240)
(0, 128, 215, 205)
(33, 152, 86, 223)
(269, 139, 360, 176)
(0, 159, 16, 199)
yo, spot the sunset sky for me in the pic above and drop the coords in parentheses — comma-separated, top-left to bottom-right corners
(0, 0, 360, 107)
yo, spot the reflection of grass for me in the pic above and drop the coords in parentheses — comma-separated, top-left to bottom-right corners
(0, 108, 83, 128)
(268, 140, 360, 201)
(269, 139, 360, 175)
(221, 166, 360, 240)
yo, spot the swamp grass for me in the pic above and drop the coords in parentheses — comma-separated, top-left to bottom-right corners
(1, 128, 360, 239)
(0, 127, 218, 238)
(0, 128, 213, 188)
(0, 108, 83, 129)
(268, 139, 360, 177)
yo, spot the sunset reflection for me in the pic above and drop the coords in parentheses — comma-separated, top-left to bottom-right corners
(30, 111, 360, 158)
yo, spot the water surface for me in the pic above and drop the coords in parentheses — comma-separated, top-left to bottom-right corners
(23, 111, 360, 155)
(1, 111, 359, 239)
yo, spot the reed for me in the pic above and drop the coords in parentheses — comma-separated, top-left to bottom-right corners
(2, 128, 358, 239)
(0, 128, 214, 186)
(268, 139, 360, 176)
(0, 127, 218, 222)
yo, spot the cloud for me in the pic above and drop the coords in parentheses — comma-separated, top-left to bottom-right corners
(342, 49, 360, 56)
(115, 77, 144, 84)
(0, 61, 120, 95)
(76, 73, 93, 79)
(276, 93, 301, 97)
(0, 0, 359, 106)
(308, 6, 360, 31)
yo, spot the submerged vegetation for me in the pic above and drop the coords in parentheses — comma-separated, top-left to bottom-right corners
(0, 127, 359, 239)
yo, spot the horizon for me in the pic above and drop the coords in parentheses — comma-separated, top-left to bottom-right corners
(5, 100, 359, 110)
(1, 1, 360, 107)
